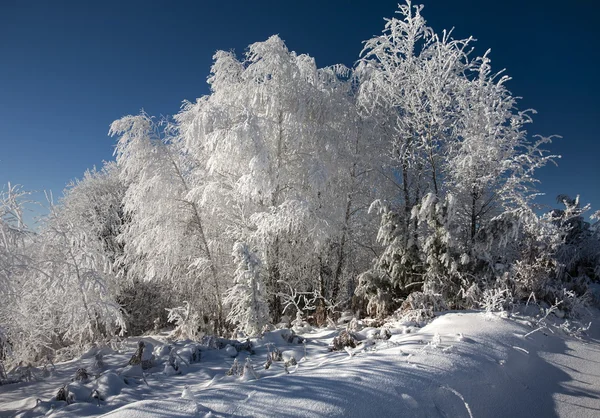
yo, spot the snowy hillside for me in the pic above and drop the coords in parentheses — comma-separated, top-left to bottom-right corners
(1, 310, 599, 418)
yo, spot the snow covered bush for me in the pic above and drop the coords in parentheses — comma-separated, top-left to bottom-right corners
(0, 184, 33, 365)
(226, 358, 241, 376)
(73, 367, 89, 382)
(264, 343, 282, 369)
(3, 169, 127, 366)
(128, 340, 155, 370)
(166, 302, 203, 341)
(547, 195, 600, 295)
(329, 330, 357, 351)
(481, 288, 512, 317)
(502, 205, 596, 312)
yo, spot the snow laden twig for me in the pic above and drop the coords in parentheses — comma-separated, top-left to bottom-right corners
(278, 280, 344, 327)
(277, 280, 318, 323)
(523, 299, 563, 338)
(522, 291, 590, 339)
(440, 385, 474, 418)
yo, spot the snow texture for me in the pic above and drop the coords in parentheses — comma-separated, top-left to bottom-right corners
(2, 311, 600, 417)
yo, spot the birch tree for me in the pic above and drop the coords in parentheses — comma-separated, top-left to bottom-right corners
(356, 1, 557, 312)
(110, 114, 224, 332)
(0, 184, 32, 361)
(177, 36, 375, 321)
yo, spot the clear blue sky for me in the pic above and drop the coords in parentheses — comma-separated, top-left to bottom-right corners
(1, 0, 598, 223)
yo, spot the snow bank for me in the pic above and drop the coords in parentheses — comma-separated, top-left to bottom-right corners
(2, 311, 600, 417)
(97, 399, 208, 418)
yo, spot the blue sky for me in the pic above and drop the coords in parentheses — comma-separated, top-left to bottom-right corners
(1, 0, 598, 223)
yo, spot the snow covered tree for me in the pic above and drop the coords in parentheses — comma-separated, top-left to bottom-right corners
(5, 169, 128, 364)
(110, 113, 224, 333)
(354, 1, 474, 307)
(357, 0, 473, 215)
(224, 242, 269, 336)
(60, 163, 126, 269)
(550, 195, 599, 280)
(2, 0, 595, 365)
(176, 36, 377, 321)
(36, 175, 126, 337)
(0, 184, 32, 361)
(0, 184, 30, 308)
(355, 1, 557, 311)
(355, 1, 470, 312)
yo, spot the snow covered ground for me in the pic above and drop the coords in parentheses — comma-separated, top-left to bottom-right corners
(1, 310, 600, 418)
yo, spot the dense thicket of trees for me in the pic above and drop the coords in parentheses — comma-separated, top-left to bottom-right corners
(1, 1, 599, 365)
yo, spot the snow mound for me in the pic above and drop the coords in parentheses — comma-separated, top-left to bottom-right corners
(95, 372, 127, 398)
(98, 399, 209, 417)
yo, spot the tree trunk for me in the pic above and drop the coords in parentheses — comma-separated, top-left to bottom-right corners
(266, 110, 285, 323)
(331, 194, 351, 304)
(267, 237, 282, 323)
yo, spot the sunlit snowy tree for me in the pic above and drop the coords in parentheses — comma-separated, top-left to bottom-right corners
(356, 1, 557, 312)
(110, 113, 224, 332)
(176, 36, 378, 322)
(0, 184, 32, 361)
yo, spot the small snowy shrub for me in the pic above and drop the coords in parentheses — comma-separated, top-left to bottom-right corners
(481, 288, 512, 317)
(329, 330, 357, 351)
(91, 388, 102, 406)
(11, 362, 35, 382)
(234, 338, 255, 354)
(291, 310, 311, 332)
(128, 340, 154, 369)
(367, 289, 393, 319)
(226, 358, 241, 376)
(264, 344, 282, 369)
(55, 384, 72, 404)
(366, 327, 391, 341)
(0, 327, 9, 364)
(0, 362, 7, 383)
(356, 269, 395, 318)
(401, 291, 446, 312)
(166, 301, 203, 341)
(93, 352, 104, 371)
(431, 332, 442, 348)
(395, 291, 442, 323)
(74, 367, 89, 382)
(165, 349, 180, 375)
(280, 329, 305, 344)
(128, 341, 144, 366)
(346, 317, 364, 333)
(551, 288, 588, 319)
(242, 358, 258, 380)
(181, 385, 196, 401)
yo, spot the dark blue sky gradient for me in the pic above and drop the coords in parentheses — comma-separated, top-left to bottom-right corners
(1, 0, 598, 223)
